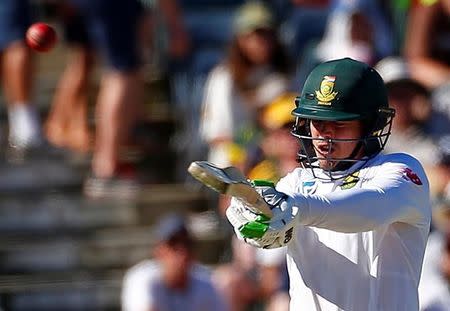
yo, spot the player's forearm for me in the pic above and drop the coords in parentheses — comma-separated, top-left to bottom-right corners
(291, 186, 427, 233)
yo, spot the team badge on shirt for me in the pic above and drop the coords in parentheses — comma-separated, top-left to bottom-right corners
(316, 76, 338, 105)
(402, 168, 423, 185)
(340, 171, 360, 190)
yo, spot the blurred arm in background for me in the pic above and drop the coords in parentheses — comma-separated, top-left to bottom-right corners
(158, 0, 190, 59)
(404, 0, 450, 89)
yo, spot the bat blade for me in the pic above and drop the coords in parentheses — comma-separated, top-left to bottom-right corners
(188, 161, 273, 218)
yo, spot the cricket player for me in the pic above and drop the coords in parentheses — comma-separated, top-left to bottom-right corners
(226, 58, 431, 310)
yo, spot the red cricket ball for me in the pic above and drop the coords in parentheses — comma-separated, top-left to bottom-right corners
(26, 22, 57, 52)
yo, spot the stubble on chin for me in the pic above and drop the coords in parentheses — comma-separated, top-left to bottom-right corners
(318, 159, 336, 170)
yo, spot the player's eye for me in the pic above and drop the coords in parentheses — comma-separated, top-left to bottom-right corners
(310, 120, 324, 128)
(335, 122, 347, 128)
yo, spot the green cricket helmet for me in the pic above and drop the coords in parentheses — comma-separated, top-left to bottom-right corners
(291, 58, 395, 178)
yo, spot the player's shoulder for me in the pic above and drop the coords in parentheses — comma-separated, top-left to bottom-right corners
(370, 152, 426, 174)
(366, 152, 429, 187)
(374, 152, 424, 167)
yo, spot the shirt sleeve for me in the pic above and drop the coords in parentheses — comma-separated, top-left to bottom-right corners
(290, 159, 431, 233)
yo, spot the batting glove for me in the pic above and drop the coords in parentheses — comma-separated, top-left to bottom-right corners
(226, 180, 298, 249)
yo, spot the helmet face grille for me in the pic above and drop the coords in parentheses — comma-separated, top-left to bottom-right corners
(291, 108, 395, 180)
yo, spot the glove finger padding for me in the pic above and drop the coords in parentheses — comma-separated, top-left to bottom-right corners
(226, 191, 298, 249)
(227, 198, 270, 238)
(226, 198, 259, 229)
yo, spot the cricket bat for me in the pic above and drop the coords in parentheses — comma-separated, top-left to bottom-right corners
(187, 161, 273, 218)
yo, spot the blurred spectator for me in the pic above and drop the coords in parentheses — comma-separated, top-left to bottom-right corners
(404, 0, 450, 90)
(212, 94, 296, 310)
(157, 0, 191, 61)
(45, 0, 189, 156)
(213, 236, 289, 311)
(375, 57, 445, 194)
(419, 189, 450, 311)
(376, 57, 450, 197)
(375, 56, 450, 198)
(291, 0, 393, 89)
(0, 0, 42, 151)
(255, 247, 289, 311)
(316, 0, 394, 65)
(428, 82, 450, 141)
(44, 0, 192, 198)
(212, 236, 259, 311)
(279, 0, 329, 61)
(428, 134, 450, 199)
(148, 0, 194, 181)
(376, 57, 432, 128)
(122, 213, 228, 311)
(200, 1, 290, 170)
(244, 93, 296, 310)
(44, 3, 94, 153)
(382, 0, 411, 54)
(46, 0, 144, 199)
(246, 92, 299, 183)
(427, 82, 450, 197)
(317, 10, 374, 65)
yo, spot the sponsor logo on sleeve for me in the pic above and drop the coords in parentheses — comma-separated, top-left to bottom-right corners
(402, 168, 423, 185)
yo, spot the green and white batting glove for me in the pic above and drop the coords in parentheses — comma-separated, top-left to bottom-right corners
(226, 180, 298, 249)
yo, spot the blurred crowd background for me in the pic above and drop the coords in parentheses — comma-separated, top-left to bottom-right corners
(0, 0, 449, 310)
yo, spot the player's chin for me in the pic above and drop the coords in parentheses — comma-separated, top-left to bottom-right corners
(318, 159, 336, 170)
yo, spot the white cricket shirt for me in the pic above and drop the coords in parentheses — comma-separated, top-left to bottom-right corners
(276, 152, 431, 311)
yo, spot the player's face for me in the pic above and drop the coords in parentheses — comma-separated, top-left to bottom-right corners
(310, 120, 363, 170)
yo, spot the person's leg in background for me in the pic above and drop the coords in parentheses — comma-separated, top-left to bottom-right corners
(90, 0, 143, 180)
(0, 0, 42, 149)
(45, 3, 94, 152)
(70, 0, 144, 197)
(45, 3, 94, 153)
(92, 69, 143, 179)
